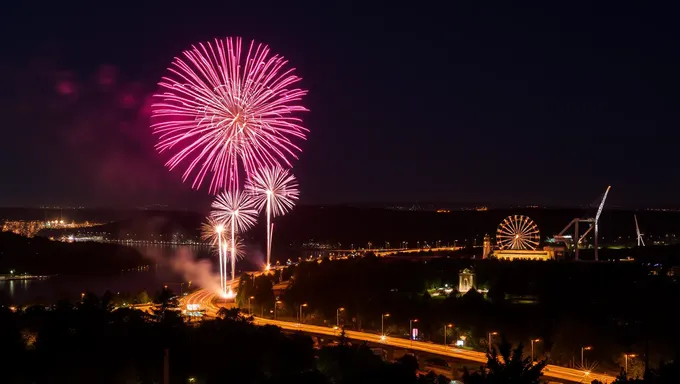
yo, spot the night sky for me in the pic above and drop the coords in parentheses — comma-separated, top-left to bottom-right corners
(1, 2, 678, 209)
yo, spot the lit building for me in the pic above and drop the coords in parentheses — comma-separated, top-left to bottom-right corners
(482, 234, 492, 259)
(458, 268, 475, 293)
(493, 247, 555, 261)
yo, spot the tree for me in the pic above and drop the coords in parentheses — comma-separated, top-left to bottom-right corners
(486, 285, 505, 304)
(317, 341, 386, 383)
(418, 371, 450, 384)
(605, 357, 680, 383)
(152, 287, 182, 326)
(217, 307, 252, 323)
(235, 273, 255, 308)
(135, 290, 151, 304)
(615, 357, 645, 381)
(463, 340, 546, 384)
(253, 274, 275, 308)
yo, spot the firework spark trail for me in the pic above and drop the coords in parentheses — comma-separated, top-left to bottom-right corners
(246, 166, 299, 268)
(201, 217, 247, 295)
(151, 37, 308, 194)
(201, 217, 226, 294)
(211, 189, 258, 291)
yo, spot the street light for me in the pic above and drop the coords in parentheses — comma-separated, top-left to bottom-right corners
(274, 300, 282, 320)
(531, 339, 541, 361)
(444, 323, 454, 346)
(381, 313, 390, 338)
(409, 319, 419, 342)
(581, 346, 592, 367)
(488, 332, 498, 350)
(336, 307, 344, 328)
(624, 353, 637, 373)
(299, 303, 308, 323)
(248, 296, 255, 314)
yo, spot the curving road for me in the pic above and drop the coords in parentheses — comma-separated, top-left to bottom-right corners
(181, 288, 614, 383)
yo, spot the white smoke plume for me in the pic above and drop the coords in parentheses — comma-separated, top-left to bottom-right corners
(169, 247, 221, 294)
(141, 246, 220, 295)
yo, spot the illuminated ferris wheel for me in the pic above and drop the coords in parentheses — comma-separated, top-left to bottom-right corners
(496, 215, 540, 250)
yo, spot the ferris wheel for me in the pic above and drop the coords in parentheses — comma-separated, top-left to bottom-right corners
(496, 215, 540, 250)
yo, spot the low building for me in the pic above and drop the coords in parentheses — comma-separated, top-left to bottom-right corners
(493, 248, 555, 261)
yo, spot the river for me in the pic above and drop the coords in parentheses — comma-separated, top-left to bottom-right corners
(0, 244, 259, 305)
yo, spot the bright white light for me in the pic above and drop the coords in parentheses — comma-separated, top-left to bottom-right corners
(224, 289, 236, 299)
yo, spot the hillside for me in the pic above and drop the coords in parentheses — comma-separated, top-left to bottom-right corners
(27, 206, 680, 247)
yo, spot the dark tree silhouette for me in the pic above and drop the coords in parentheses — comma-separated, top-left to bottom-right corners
(463, 340, 547, 384)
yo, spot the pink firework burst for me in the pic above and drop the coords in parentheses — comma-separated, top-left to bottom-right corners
(222, 235, 246, 260)
(246, 165, 299, 217)
(246, 165, 299, 269)
(210, 189, 258, 234)
(151, 37, 308, 193)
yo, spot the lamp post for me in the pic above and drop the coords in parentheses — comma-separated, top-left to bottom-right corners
(488, 332, 498, 351)
(248, 296, 255, 314)
(624, 353, 637, 373)
(444, 324, 453, 346)
(336, 307, 344, 328)
(381, 313, 390, 338)
(531, 339, 541, 362)
(299, 303, 308, 323)
(581, 346, 592, 367)
(274, 300, 281, 320)
(409, 319, 419, 343)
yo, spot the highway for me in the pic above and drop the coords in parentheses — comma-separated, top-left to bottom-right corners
(330, 247, 463, 257)
(181, 288, 614, 383)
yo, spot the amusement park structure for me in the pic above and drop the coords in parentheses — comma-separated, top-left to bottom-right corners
(553, 186, 611, 261)
(496, 215, 541, 250)
(485, 215, 555, 260)
(635, 214, 645, 247)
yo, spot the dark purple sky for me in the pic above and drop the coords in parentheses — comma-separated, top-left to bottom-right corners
(1, 2, 678, 208)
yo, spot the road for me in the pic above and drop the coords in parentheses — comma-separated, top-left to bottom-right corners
(181, 288, 614, 383)
(330, 247, 463, 257)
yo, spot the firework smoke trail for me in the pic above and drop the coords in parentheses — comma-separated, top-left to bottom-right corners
(211, 189, 258, 293)
(246, 166, 299, 269)
(151, 37, 309, 194)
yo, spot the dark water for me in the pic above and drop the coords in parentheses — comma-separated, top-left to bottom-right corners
(0, 244, 238, 305)
(0, 270, 177, 305)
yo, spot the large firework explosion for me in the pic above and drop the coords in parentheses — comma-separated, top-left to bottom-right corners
(153, 37, 307, 298)
(151, 37, 308, 194)
(246, 166, 299, 269)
